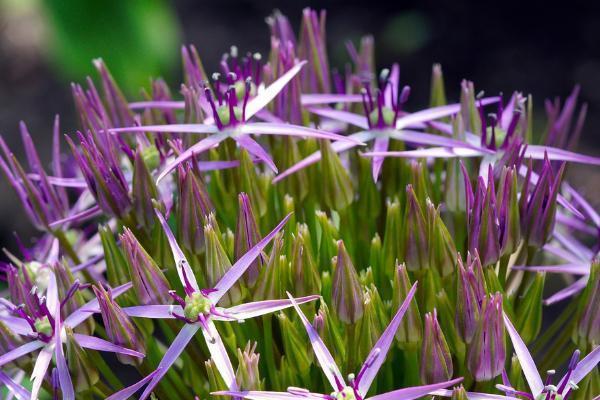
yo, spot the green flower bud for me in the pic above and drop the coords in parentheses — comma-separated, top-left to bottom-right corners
(514, 272, 545, 343)
(392, 264, 422, 347)
(205, 222, 242, 306)
(278, 312, 313, 375)
(320, 140, 353, 211)
(253, 233, 288, 301)
(403, 185, 429, 271)
(132, 150, 159, 231)
(65, 327, 99, 392)
(332, 240, 364, 324)
(235, 342, 263, 391)
(430, 63, 447, 108)
(420, 310, 453, 384)
(576, 259, 600, 346)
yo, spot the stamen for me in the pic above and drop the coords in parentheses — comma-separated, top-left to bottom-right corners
(179, 260, 196, 296)
(205, 88, 223, 130)
(168, 290, 186, 307)
(242, 78, 251, 122)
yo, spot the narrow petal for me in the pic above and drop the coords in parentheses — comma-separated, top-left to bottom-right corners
(367, 377, 464, 400)
(203, 319, 238, 390)
(197, 160, 242, 171)
(73, 333, 145, 357)
(544, 277, 588, 305)
(301, 93, 363, 105)
(273, 131, 375, 184)
(129, 100, 185, 109)
(155, 208, 200, 293)
(49, 205, 102, 229)
(46, 271, 59, 318)
(357, 282, 418, 396)
(387, 130, 490, 152)
(511, 264, 589, 275)
(543, 245, 584, 263)
(212, 390, 324, 400)
(157, 131, 228, 182)
(0, 315, 34, 336)
(395, 97, 499, 129)
(371, 136, 389, 182)
(109, 124, 219, 135)
(384, 64, 400, 107)
(223, 295, 320, 320)
(72, 253, 105, 273)
(524, 145, 600, 166)
(245, 61, 307, 119)
(306, 107, 370, 130)
(0, 371, 30, 400)
(240, 123, 363, 144)
(209, 213, 292, 303)
(502, 312, 544, 396)
(287, 292, 345, 391)
(55, 314, 75, 400)
(362, 147, 485, 159)
(123, 305, 181, 319)
(27, 174, 88, 188)
(0, 340, 44, 367)
(30, 345, 53, 400)
(106, 369, 162, 400)
(64, 282, 132, 328)
(139, 324, 200, 400)
(565, 184, 600, 227)
(570, 345, 600, 385)
(233, 135, 278, 173)
(429, 389, 515, 400)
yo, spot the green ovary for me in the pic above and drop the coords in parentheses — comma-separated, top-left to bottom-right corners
(217, 105, 243, 126)
(334, 387, 357, 400)
(368, 107, 395, 127)
(183, 292, 212, 320)
(34, 316, 52, 337)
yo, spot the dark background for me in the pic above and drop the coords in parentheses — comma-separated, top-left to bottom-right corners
(1, 0, 599, 251)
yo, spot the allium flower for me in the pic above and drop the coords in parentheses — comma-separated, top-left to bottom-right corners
(215, 283, 463, 400)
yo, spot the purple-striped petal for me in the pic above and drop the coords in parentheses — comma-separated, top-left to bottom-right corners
(245, 61, 307, 119)
(0, 371, 30, 400)
(49, 205, 102, 229)
(46, 271, 59, 318)
(223, 295, 320, 320)
(64, 282, 132, 328)
(570, 345, 600, 385)
(156, 131, 228, 182)
(367, 377, 464, 400)
(556, 212, 597, 235)
(123, 305, 181, 319)
(565, 184, 600, 227)
(511, 264, 590, 275)
(273, 131, 375, 184)
(155, 208, 200, 293)
(429, 389, 516, 399)
(301, 93, 363, 105)
(129, 100, 184, 110)
(106, 369, 162, 400)
(524, 145, 600, 166)
(0, 315, 34, 336)
(362, 147, 485, 159)
(209, 213, 292, 303)
(371, 136, 389, 182)
(202, 319, 238, 390)
(357, 282, 418, 396)
(27, 174, 89, 188)
(502, 312, 544, 397)
(110, 124, 219, 135)
(543, 245, 583, 263)
(544, 277, 588, 305)
(72, 253, 105, 273)
(387, 130, 491, 153)
(55, 313, 75, 400)
(0, 340, 44, 367)
(212, 390, 325, 400)
(73, 333, 145, 357)
(30, 345, 53, 400)
(197, 160, 242, 171)
(554, 231, 594, 261)
(240, 122, 363, 144)
(287, 292, 344, 391)
(140, 324, 200, 400)
(306, 107, 370, 130)
(233, 135, 278, 173)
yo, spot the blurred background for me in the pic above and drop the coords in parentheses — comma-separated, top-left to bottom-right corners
(1, 0, 599, 251)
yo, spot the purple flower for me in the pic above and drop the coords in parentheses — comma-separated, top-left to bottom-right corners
(214, 282, 463, 400)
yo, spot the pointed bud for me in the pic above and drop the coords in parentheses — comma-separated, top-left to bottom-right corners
(239, 150, 267, 217)
(455, 257, 482, 344)
(332, 240, 364, 324)
(450, 386, 469, 400)
(291, 224, 321, 296)
(120, 228, 171, 305)
(65, 327, 99, 392)
(93, 285, 144, 365)
(497, 166, 520, 255)
(253, 233, 287, 301)
(235, 342, 263, 391)
(54, 260, 93, 335)
(205, 359, 228, 393)
(278, 312, 313, 375)
(178, 162, 213, 253)
(467, 293, 505, 381)
(235, 193, 264, 287)
(316, 211, 339, 273)
(299, 8, 330, 93)
(355, 287, 385, 366)
(205, 223, 242, 306)
(403, 185, 429, 271)
(392, 264, 422, 347)
(382, 198, 402, 280)
(99, 225, 130, 287)
(576, 258, 600, 345)
(313, 303, 345, 365)
(93, 59, 134, 127)
(514, 272, 545, 343)
(320, 140, 353, 211)
(426, 199, 457, 277)
(421, 310, 453, 384)
(430, 64, 447, 108)
(132, 150, 159, 231)
(435, 290, 465, 357)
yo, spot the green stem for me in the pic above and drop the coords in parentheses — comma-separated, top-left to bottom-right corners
(262, 315, 278, 388)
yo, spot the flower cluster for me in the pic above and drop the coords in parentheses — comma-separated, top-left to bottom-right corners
(1, 7, 599, 400)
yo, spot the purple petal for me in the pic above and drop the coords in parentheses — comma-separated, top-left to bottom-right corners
(129, 100, 185, 110)
(46, 271, 59, 317)
(543, 245, 584, 263)
(429, 389, 515, 400)
(202, 319, 238, 390)
(371, 136, 389, 182)
(367, 377, 464, 400)
(73, 333, 145, 357)
(395, 97, 499, 129)
(565, 184, 600, 227)
(197, 160, 242, 171)
(223, 295, 320, 320)
(155, 208, 200, 292)
(0, 315, 34, 336)
(553, 231, 595, 262)
(140, 324, 200, 400)
(0, 340, 44, 367)
(49, 205, 102, 229)
(55, 313, 75, 400)
(511, 264, 589, 275)
(384, 64, 400, 107)
(109, 124, 219, 135)
(502, 312, 544, 397)
(362, 147, 485, 159)
(524, 145, 600, 166)
(106, 369, 162, 400)
(240, 122, 363, 144)
(212, 390, 324, 400)
(306, 107, 370, 130)
(245, 61, 307, 119)
(27, 174, 89, 188)
(30, 345, 53, 400)
(156, 131, 228, 182)
(209, 213, 292, 303)
(301, 93, 363, 105)
(387, 130, 491, 153)
(65, 282, 132, 328)
(556, 212, 597, 235)
(357, 282, 417, 396)
(570, 345, 600, 385)
(123, 305, 181, 319)
(0, 371, 30, 400)
(233, 135, 278, 173)
(72, 253, 105, 273)
(272, 131, 375, 184)
(544, 277, 588, 305)
(287, 292, 344, 391)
